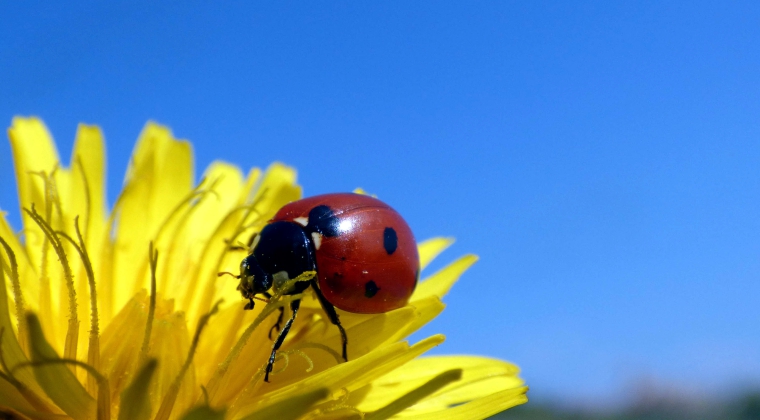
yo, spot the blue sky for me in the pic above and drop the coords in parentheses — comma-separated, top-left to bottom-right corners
(2, 1, 760, 407)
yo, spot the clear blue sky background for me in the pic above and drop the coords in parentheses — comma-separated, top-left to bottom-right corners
(2, 1, 760, 407)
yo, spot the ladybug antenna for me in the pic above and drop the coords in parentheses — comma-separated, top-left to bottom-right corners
(217, 271, 240, 279)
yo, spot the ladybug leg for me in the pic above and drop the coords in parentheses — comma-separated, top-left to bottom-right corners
(244, 298, 255, 310)
(262, 292, 285, 340)
(246, 232, 258, 247)
(265, 299, 301, 382)
(310, 279, 348, 362)
(269, 309, 284, 340)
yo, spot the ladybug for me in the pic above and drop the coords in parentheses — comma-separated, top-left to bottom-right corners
(235, 193, 420, 382)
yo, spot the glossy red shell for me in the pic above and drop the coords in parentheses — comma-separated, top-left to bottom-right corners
(272, 193, 419, 314)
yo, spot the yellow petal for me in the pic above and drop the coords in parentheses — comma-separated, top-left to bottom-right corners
(0, 376, 37, 416)
(58, 130, 108, 380)
(383, 296, 445, 344)
(155, 161, 244, 323)
(7, 117, 60, 243)
(69, 123, 107, 247)
(237, 388, 328, 420)
(237, 168, 261, 207)
(118, 359, 157, 420)
(399, 386, 528, 420)
(412, 356, 524, 410)
(230, 335, 445, 419)
(69, 126, 108, 340)
(0, 252, 50, 406)
(412, 254, 478, 302)
(365, 356, 525, 416)
(0, 214, 39, 343)
(7, 119, 75, 348)
(100, 290, 195, 417)
(417, 237, 455, 270)
(0, 212, 34, 280)
(192, 303, 249, 386)
(279, 298, 443, 384)
(179, 405, 226, 420)
(364, 369, 462, 420)
(26, 313, 95, 420)
(112, 122, 193, 312)
(248, 163, 301, 223)
(99, 292, 148, 400)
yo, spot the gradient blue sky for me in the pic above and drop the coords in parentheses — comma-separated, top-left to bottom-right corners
(2, 1, 760, 407)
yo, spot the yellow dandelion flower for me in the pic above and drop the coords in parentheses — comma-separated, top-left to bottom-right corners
(0, 117, 527, 420)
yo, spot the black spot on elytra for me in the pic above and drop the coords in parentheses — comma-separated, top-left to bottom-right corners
(383, 227, 397, 255)
(365, 280, 380, 298)
(306, 205, 340, 237)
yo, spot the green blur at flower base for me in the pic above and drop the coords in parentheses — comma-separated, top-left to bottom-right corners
(0, 117, 527, 419)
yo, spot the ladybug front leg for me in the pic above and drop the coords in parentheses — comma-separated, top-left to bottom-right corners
(265, 299, 301, 382)
(269, 308, 285, 340)
(310, 279, 348, 362)
(262, 292, 285, 340)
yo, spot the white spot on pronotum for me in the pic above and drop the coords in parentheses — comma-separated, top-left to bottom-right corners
(311, 232, 323, 250)
(294, 217, 308, 226)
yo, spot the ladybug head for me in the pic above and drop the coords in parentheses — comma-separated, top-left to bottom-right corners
(237, 254, 272, 310)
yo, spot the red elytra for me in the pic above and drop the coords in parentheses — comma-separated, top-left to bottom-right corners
(272, 193, 420, 313)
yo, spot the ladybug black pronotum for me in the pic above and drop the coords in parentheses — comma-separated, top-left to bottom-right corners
(233, 193, 419, 382)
